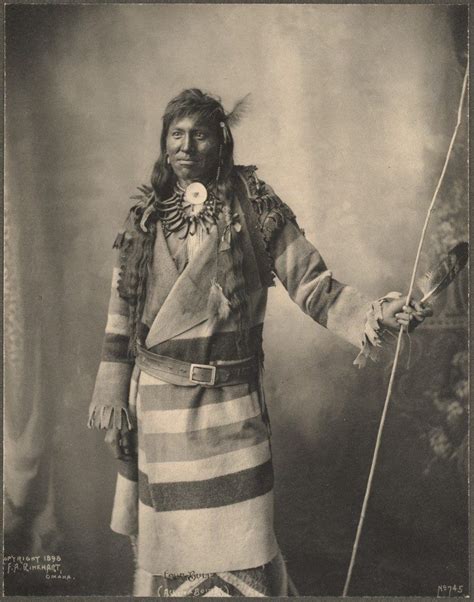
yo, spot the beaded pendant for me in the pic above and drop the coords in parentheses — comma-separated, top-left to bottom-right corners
(159, 183, 223, 239)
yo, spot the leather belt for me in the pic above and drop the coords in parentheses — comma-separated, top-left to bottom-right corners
(135, 345, 258, 388)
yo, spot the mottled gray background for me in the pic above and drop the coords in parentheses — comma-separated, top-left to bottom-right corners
(4, 4, 468, 596)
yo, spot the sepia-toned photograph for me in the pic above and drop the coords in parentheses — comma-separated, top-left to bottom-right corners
(4, 2, 469, 597)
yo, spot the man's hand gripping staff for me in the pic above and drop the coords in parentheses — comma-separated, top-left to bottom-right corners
(343, 61, 469, 597)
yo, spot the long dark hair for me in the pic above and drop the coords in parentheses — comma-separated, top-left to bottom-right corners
(151, 88, 235, 200)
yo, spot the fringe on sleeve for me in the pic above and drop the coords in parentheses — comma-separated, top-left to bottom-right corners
(87, 404, 135, 430)
(353, 292, 401, 368)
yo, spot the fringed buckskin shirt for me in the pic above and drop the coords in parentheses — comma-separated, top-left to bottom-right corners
(88, 165, 383, 575)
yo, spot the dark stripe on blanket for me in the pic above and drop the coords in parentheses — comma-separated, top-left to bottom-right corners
(148, 324, 264, 364)
(275, 238, 327, 293)
(139, 380, 259, 411)
(267, 219, 303, 262)
(306, 276, 346, 327)
(117, 458, 138, 482)
(138, 469, 153, 507)
(141, 415, 269, 463)
(101, 333, 131, 362)
(138, 459, 273, 511)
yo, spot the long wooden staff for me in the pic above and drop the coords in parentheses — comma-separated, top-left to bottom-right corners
(342, 61, 469, 597)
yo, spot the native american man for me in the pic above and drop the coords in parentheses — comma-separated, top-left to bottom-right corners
(88, 89, 430, 597)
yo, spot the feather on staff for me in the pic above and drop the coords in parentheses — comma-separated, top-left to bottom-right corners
(342, 60, 469, 597)
(418, 242, 468, 304)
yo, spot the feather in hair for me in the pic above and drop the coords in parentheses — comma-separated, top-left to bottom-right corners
(418, 241, 468, 304)
(226, 93, 251, 128)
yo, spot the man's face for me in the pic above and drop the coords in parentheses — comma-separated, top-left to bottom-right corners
(166, 115, 220, 186)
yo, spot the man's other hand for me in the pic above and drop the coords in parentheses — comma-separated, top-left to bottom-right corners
(104, 427, 136, 461)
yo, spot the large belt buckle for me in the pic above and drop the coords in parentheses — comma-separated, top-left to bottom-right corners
(189, 363, 217, 386)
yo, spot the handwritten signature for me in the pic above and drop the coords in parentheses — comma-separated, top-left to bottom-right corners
(3, 555, 74, 581)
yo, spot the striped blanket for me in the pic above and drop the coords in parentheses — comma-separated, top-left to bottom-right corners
(90, 166, 376, 592)
(132, 367, 276, 574)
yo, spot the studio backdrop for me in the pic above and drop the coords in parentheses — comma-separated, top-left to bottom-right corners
(4, 3, 468, 596)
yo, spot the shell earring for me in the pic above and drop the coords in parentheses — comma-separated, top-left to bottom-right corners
(166, 155, 170, 165)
